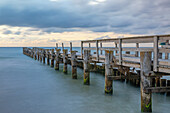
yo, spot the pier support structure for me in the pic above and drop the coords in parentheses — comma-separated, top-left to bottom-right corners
(140, 51, 152, 112)
(71, 51, 77, 79)
(105, 50, 113, 94)
(55, 49, 61, 70)
(51, 49, 55, 67)
(63, 49, 68, 73)
(83, 50, 91, 85)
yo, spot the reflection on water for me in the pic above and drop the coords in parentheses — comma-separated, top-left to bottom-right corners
(0, 47, 170, 113)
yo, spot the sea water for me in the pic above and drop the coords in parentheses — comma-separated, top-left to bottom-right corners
(0, 47, 170, 113)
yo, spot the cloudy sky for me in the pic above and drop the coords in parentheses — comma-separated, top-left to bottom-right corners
(0, 0, 170, 47)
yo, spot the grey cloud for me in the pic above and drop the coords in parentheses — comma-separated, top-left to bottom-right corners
(0, 0, 170, 34)
(3, 30, 12, 34)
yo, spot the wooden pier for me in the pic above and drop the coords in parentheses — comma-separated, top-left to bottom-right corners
(23, 34, 170, 112)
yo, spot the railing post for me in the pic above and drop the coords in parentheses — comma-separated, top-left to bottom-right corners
(70, 42, 72, 52)
(105, 50, 113, 94)
(81, 41, 83, 59)
(55, 49, 61, 70)
(140, 51, 152, 112)
(51, 49, 55, 67)
(96, 40, 99, 61)
(83, 50, 91, 85)
(100, 42, 103, 55)
(119, 39, 122, 65)
(135, 43, 139, 57)
(63, 49, 68, 73)
(62, 43, 64, 51)
(56, 43, 58, 49)
(153, 36, 159, 72)
(89, 43, 91, 48)
(71, 51, 77, 79)
(115, 42, 118, 55)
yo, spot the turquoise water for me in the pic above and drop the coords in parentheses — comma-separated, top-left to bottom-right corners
(0, 47, 170, 113)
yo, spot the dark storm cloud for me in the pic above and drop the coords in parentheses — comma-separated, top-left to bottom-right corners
(0, 0, 170, 34)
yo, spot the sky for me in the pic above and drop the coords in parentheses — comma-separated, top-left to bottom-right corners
(0, 0, 170, 47)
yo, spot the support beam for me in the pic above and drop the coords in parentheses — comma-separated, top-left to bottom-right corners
(63, 49, 68, 73)
(83, 50, 91, 85)
(105, 50, 113, 94)
(55, 49, 61, 70)
(71, 51, 77, 79)
(140, 51, 152, 112)
(51, 49, 55, 67)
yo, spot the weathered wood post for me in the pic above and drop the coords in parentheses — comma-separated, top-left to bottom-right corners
(63, 49, 68, 73)
(56, 43, 58, 49)
(140, 51, 152, 112)
(105, 50, 113, 94)
(167, 80, 170, 95)
(70, 42, 72, 52)
(46, 49, 50, 65)
(83, 50, 91, 85)
(40, 49, 42, 62)
(51, 49, 55, 67)
(119, 39, 122, 65)
(100, 42, 103, 55)
(81, 41, 83, 59)
(135, 43, 139, 57)
(71, 51, 77, 79)
(62, 43, 64, 51)
(55, 49, 61, 70)
(153, 36, 158, 72)
(43, 49, 46, 64)
(96, 40, 99, 61)
(37, 49, 40, 61)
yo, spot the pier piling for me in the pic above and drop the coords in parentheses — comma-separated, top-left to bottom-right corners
(140, 51, 152, 112)
(55, 49, 61, 70)
(51, 49, 55, 67)
(83, 50, 91, 85)
(63, 49, 68, 73)
(71, 51, 77, 79)
(105, 50, 113, 94)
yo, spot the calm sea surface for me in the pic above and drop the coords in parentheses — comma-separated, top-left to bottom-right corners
(0, 47, 170, 113)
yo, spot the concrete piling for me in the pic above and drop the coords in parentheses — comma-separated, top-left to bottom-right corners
(140, 51, 152, 112)
(105, 50, 113, 94)
(83, 50, 91, 85)
(71, 51, 77, 79)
